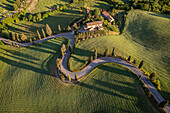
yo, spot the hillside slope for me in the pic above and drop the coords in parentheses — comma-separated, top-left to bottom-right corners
(69, 10, 170, 100)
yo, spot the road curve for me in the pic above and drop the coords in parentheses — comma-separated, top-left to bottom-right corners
(60, 33, 170, 113)
(0, 32, 169, 112)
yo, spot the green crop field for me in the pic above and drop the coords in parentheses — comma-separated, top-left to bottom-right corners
(69, 10, 170, 101)
(0, 47, 157, 113)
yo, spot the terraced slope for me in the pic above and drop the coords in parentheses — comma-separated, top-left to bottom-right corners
(69, 10, 170, 100)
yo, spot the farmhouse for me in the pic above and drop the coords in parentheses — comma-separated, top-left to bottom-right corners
(101, 11, 114, 22)
(84, 21, 103, 31)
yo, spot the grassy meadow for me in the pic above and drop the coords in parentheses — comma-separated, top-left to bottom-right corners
(0, 48, 157, 113)
(69, 10, 170, 100)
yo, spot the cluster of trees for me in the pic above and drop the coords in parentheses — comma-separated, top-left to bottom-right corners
(104, 0, 170, 14)
(74, 30, 106, 45)
(2, 24, 52, 44)
(13, 0, 27, 11)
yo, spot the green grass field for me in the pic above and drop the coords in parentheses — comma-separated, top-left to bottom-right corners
(69, 10, 170, 101)
(0, 0, 15, 12)
(0, 48, 156, 113)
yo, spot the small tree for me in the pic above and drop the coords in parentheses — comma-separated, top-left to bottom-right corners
(58, 25, 61, 32)
(133, 58, 137, 64)
(37, 30, 41, 39)
(128, 56, 131, 61)
(12, 32, 16, 41)
(138, 60, 144, 69)
(67, 26, 72, 31)
(33, 16, 36, 22)
(91, 56, 93, 62)
(42, 29, 46, 38)
(94, 48, 97, 59)
(28, 14, 33, 21)
(159, 100, 169, 108)
(16, 33, 21, 42)
(112, 47, 115, 56)
(29, 38, 32, 43)
(150, 72, 156, 81)
(36, 13, 42, 21)
(75, 74, 78, 80)
(68, 74, 71, 81)
(21, 33, 27, 42)
(46, 24, 52, 36)
(104, 48, 109, 57)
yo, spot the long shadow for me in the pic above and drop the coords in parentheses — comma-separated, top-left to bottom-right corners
(149, 13, 170, 19)
(92, 79, 137, 97)
(0, 56, 48, 75)
(1, 53, 38, 65)
(97, 64, 133, 77)
(0, 47, 39, 60)
(79, 82, 131, 100)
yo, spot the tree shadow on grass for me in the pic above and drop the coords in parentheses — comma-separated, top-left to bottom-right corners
(92, 79, 137, 97)
(97, 64, 133, 77)
(79, 82, 131, 100)
(0, 56, 49, 75)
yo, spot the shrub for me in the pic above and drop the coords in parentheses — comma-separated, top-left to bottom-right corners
(28, 14, 33, 21)
(21, 33, 27, 42)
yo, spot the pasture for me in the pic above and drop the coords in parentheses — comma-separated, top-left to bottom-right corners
(69, 10, 170, 101)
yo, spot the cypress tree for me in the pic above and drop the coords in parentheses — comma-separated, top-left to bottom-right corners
(16, 33, 21, 42)
(42, 29, 46, 38)
(150, 72, 156, 81)
(104, 48, 109, 57)
(58, 25, 61, 32)
(61, 44, 66, 56)
(91, 56, 93, 62)
(68, 74, 71, 81)
(94, 48, 97, 59)
(12, 32, 16, 41)
(112, 47, 115, 56)
(128, 56, 131, 61)
(67, 26, 71, 31)
(8, 39, 12, 46)
(37, 30, 41, 39)
(75, 74, 78, 80)
(138, 60, 144, 69)
(133, 58, 137, 64)
(29, 38, 32, 43)
(46, 24, 52, 36)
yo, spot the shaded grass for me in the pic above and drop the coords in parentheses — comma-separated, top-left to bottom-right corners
(69, 10, 170, 101)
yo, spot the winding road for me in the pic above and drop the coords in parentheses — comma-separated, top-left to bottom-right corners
(0, 32, 169, 113)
